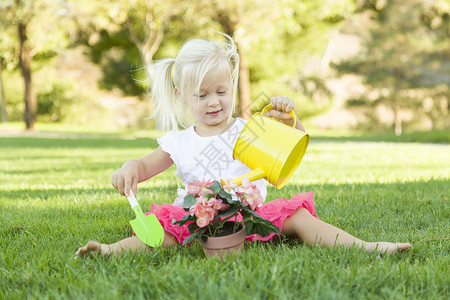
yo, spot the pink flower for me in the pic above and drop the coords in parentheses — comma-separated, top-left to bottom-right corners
(194, 205, 215, 227)
(242, 192, 264, 211)
(201, 196, 215, 209)
(221, 180, 238, 190)
(205, 197, 230, 212)
(235, 177, 263, 211)
(214, 198, 230, 211)
(201, 197, 229, 214)
(188, 195, 220, 228)
(187, 179, 215, 196)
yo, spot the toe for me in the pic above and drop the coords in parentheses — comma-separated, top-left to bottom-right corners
(74, 241, 107, 259)
(74, 247, 84, 259)
(75, 243, 95, 259)
(397, 243, 412, 251)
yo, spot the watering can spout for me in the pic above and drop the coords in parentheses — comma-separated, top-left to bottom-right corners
(229, 168, 266, 186)
(230, 104, 309, 189)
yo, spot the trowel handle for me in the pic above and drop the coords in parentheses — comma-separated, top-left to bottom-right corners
(126, 191, 140, 209)
(126, 191, 147, 219)
(261, 104, 297, 128)
(229, 168, 266, 186)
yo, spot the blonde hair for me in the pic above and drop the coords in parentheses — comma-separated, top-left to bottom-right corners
(149, 33, 240, 131)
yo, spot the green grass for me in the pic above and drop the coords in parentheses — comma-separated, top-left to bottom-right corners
(0, 129, 449, 299)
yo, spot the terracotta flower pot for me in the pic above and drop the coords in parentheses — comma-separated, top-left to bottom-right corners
(199, 222, 246, 259)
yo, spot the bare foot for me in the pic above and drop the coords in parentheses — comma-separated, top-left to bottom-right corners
(365, 242, 411, 254)
(74, 241, 111, 259)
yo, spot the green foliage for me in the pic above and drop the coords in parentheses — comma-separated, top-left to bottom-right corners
(84, 29, 147, 97)
(250, 75, 334, 119)
(243, 0, 353, 119)
(68, 0, 354, 119)
(333, 0, 450, 133)
(2, 0, 449, 133)
(240, 207, 281, 237)
(69, 0, 186, 98)
(37, 81, 77, 122)
(0, 132, 448, 298)
(2, 71, 24, 121)
(0, 0, 74, 68)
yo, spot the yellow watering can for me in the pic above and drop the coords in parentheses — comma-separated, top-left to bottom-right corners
(229, 104, 309, 189)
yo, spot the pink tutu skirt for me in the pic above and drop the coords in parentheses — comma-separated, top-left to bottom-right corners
(142, 192, 318, 245)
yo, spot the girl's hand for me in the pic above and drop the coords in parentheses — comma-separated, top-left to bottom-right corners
(110, 148, 174, 198)
(111, 160, 139, 197)
(264, 96, 305, 131)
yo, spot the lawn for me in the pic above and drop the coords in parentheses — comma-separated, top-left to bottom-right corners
(0, 128, 449, 299)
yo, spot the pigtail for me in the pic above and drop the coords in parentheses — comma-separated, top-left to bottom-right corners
(221, 33, 240, 114)
(149, 58, 182, 132)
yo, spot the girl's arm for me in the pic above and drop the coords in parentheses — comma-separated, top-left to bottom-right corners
(264, 96, 306, 132)
(111, 146, 174, 196)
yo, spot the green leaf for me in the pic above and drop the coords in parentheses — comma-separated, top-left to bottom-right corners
(241, 207, 281, 237)
(241, 207, 265, 220)
(182, 228, 206, 246)
(215, 205, 242, 218)
(209, 181, 222, 194)
(217, 189, 232, 203)
(172, 213, 195, 226)
(183, 194, 197, 207)
(187, 222, 200, 234)
(244, 218, 281, 237)
(181, 233, 198, 246)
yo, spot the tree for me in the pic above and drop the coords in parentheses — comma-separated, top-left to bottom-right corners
(0, 60, 5, 122)
(68, 0, 356, 124)
(70, 0, 184, 67)
(68, 0, 186, 128)
(1, 3, 20, 123)
(213, 1, 252, 118)
(0, 0, 73, 130)
(333, 0, 450, 133)
(212, 0, 354, 116)
(125, 0, 183, 68)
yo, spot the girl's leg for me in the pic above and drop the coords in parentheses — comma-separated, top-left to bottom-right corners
(74, 230, 178, 259)
(282, 207, 411, 254)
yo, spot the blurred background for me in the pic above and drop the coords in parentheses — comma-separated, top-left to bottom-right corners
(1, 0, 449, 136)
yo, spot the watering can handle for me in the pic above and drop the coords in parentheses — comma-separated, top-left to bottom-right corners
(261, 104, 297, 129)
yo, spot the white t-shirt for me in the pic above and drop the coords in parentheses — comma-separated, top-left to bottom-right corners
(157, 117, 267, 206)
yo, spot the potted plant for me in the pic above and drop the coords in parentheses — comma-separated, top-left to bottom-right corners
(172, 178, 281, 258)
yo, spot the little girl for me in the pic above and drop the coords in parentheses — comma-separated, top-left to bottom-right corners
(75, 34, 411, 258)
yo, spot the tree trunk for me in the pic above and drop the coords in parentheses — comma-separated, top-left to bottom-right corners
(18, 22, 36, 130)
(393, 106, 402, 136)
(126, 10, 167, 131)
(0, 61, 6, 123)
(237, 50, 251, 119)
(217, 10, 252, 119)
